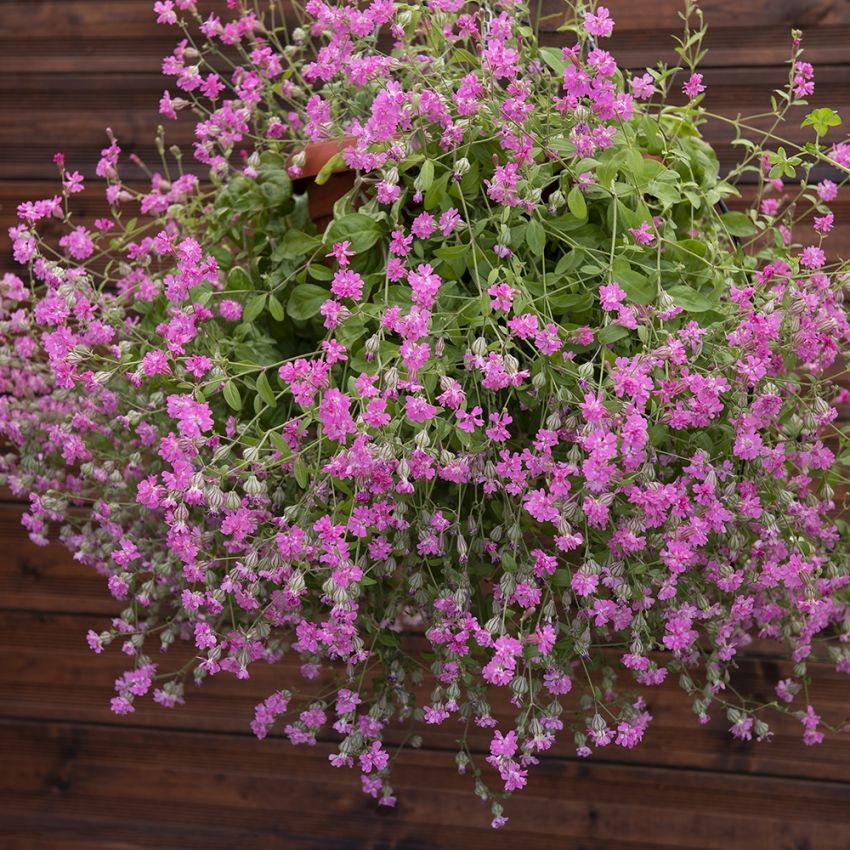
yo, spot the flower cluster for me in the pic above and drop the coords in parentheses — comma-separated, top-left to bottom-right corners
(2, 0, 850, 829)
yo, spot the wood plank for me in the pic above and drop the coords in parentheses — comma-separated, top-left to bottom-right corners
(3, 1, 850, 72)
(0, 180, 153, 277)
(1, 61, 847, 179)
(0, 504, 114, 615)
(2, 610, 849, 783)
(3, 718, 850, 850)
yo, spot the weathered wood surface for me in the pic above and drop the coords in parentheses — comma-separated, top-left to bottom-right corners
(3, 719, 850, 850)
(2, 1, 850, 847)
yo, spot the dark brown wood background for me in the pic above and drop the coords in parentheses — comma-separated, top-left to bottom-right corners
(3, 2, 850, 848)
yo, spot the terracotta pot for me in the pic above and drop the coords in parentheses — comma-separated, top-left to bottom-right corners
(292, 137, 357, 231)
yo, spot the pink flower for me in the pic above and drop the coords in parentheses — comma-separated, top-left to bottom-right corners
(331, 269, 365, 301)
(58, 226, 95, 260)
(490, 729, 518, 758)
(389, 229, 413, 257)
(571, 570, 598, 597)
(439, 208, 462, 236)
(154, 1, 177, 25)
(166, 394, 213, 439)
(141, 350, 171, 377)
(801, 705, 825, 746)
(761, 197, 779, 217)
(487, 283, 517, 312)
(817, 179, 838, 202)
(599, 281, 626, 309)
(486, 411, 512, 442)
(792, 60, 815, 99)
(583, 6, 614, 38)
(573, 325, 594, 345)
(456, 406, 484, 433)
(800, 245, 826, 269)
(411, 213, 435, 240)
(682, 73, 705, 100)
(376, 181, 401, 204)
(319, 388, 357, 443)
(184, 355, 212, 379)
(407, 264, 442, 309)
(159, 90, 184, 119)
(628, 221, 655, 246)
(63, 171, 85, 194)
(630, 73, 655, 101)
(327, 241, 355, 267)
(523, 488, 559, 523)
(813, 213, 834, 235)
(219, 299, 243, 320)
(405, 395, 439, 423)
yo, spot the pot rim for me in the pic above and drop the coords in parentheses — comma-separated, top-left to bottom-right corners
(294, 136, 357, 180)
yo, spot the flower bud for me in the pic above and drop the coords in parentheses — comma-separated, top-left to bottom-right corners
(212, 444, 231, 464)
(548, 189, 565, 211)
(244, 475, 265, 497)
(590, 713, 607, 734)
(510, 676, 528, 696)
(454, 157, 470, 176)
(385, 366, 399, 390)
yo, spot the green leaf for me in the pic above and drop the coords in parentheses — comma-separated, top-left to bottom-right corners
(269, 429, 292, 458)
(256, 371, 277, 408)
(641, 116, 664, 154)
(611, 257, 656, 304)
(647, 169, 681, 207)
(223, 380, 242, 411)
(293, 456, 308, 489)
(268, 293, 285, 321)
(335, 316, 367, 348)
(258, 171, 293, 206)
(227, 266, 252, 291)
(567, 186, 587, 220)
(766, 146, 801, 179)
(539, 46, 567, 75)
(801, 107, 841, 136)
(597, 323, 631, 344)
(419, 159, 435, 191)
(287, 283, 329, 320)
(424, 172, 450, 210)
(525, 218, 546, 255)
(554, 248, 583, 276)
(307, 263, 334, 281)
(625, 148, 646, 181)
(243, 294, 266, 323)
(314, 152, 348, 186)
(272, 229, 321, 261)
(720, 211, 756, 237)
(666, 285, 715, 312)
(552, 568, 572, 588)
(325, 213, 383, 253)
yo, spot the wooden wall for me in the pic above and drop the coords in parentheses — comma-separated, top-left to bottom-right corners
(2, 2, 850, 848)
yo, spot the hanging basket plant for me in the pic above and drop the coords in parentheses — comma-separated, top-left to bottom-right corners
(2, 0, 850, 828)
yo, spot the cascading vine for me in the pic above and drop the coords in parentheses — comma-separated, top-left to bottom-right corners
(1, 0, 850, 828)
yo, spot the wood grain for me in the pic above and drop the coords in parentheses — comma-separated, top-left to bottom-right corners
(3, 1, 850, 846)
(1, 606, 849, 784)
(3, 719, 850, 850)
